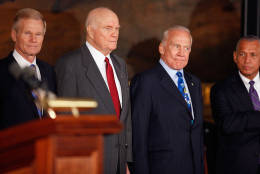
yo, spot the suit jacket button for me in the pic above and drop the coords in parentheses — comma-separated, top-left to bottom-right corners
(125, 144, 128, 148)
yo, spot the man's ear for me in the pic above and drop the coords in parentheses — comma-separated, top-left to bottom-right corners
(11, 29, 17, 42)
(159, 43, 164, 55)
(87, 26, 94, 39)
(233, 51, 237, 64)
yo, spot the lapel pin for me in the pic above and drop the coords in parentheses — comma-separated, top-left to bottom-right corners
(191, 82, 194, 86)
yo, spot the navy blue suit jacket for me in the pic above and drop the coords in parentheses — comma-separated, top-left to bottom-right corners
(130, 63, 204, 174)
(0, 53, 56, 130)
(210, 72, 260, 174)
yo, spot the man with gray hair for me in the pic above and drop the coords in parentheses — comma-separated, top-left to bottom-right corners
(56, 7, 132, 174)
(0, 8, 56, 130)
(211, 35, 260, 174)
(130, 25, 204, 174)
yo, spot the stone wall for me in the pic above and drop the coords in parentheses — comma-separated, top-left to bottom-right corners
(0, 0, 241, 81)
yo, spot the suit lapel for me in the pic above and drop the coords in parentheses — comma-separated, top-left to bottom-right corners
(80, 45, 115, 114)
(37, 60, 46, 82)
(231, 72, 254, 109)
(157, 64, 192, 120)
(8, 54, 40, 118)
(184, 72, 201, 125)
(111, 54, 128, 121)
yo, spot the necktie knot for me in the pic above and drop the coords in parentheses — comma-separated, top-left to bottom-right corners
(176, 71, 183, 78)
(249, 80, 255, 86)
(105, 57, 109, 64)
(30, 64, 37, 78)
(30, 64, 36, 71)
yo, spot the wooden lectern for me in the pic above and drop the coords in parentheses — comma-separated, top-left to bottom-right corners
(0, 116, 122, 174)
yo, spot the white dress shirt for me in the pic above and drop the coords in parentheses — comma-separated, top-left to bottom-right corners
(13, 50, 41, 80)
(159, 58, 194, 119)
(239, 71, 260, 98)
(86, 41, 122, 107)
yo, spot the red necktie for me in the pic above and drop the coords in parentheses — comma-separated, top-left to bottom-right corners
(105, 57, 121, 119)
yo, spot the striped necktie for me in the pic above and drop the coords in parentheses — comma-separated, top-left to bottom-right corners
(30, 64, 42, 118)
(249, 80, 260, 110)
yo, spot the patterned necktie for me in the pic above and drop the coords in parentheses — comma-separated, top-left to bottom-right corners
(30, 64, 42, 118)
(30, 64, 37, 79)
(249, 81, 260, 111)
(176, 71, 191, 112)
(105, 57, 121, 119)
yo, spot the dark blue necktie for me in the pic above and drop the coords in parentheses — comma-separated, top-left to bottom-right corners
(176, 71, 191, 111)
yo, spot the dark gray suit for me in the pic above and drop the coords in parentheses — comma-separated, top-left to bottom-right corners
(55, 44, 132, 174)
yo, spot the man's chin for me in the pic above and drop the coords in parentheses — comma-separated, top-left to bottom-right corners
(109, 45, 117, 51)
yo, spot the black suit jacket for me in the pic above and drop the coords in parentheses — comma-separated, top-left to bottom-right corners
(130, 63, 204, 174)
(0, 53, 56, 130)
(210, 72, 260, 174)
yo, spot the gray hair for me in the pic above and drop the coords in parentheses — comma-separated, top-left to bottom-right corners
(161, 25, 192, 45)
(12, 8, 46, 34)
(235, 35, 260, 52)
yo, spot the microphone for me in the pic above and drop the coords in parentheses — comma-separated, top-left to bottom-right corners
(9, 62, 56, 113)
(9, 62, 44, 90)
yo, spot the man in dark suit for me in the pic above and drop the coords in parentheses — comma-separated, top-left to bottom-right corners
(210, 36, 260, 174)
(55, 7, 132, 174)
(0, 8, 56, 130)
(130, 25, 204, 174)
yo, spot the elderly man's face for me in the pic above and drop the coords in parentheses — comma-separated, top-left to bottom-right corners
(88, 11, 120, 56)
(233, 40, 260, 80)
(11, 18, 44, 62)
(159, 30, 192, 70)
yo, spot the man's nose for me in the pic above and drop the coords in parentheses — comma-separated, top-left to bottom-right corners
(112, 29, 119, 37)
(244, 55, 251, 63)
(30, 34, 37, 42)
(178, 47, 185, 56)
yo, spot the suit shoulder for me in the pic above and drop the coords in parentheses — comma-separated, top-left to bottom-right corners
(211, 74, 236, 93)
(0, 56, 13, 73)
(131, 65, 161, 85)
(0, 56, 11, 65)
(185, 71, 201, 83)
(37, 59, 53, 68)
(57, 47, 82, 65)
(112, 53, 126, 64)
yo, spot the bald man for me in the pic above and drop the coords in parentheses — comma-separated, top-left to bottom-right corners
(55, 7, 132, 174)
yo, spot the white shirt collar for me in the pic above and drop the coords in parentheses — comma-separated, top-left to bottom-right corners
(86, 41, 111, 60)
(159, 58, 184, 80)
(85, 41, 122, 106)
(13, 49, 41, 80)
(239, 71, 260, 85)
(13, 49, 37, 68)
(239, 71, 260, 95)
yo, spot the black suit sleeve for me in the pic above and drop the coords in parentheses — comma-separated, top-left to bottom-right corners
(130, 75, 151, 174)
(210, 83, 260, 134)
